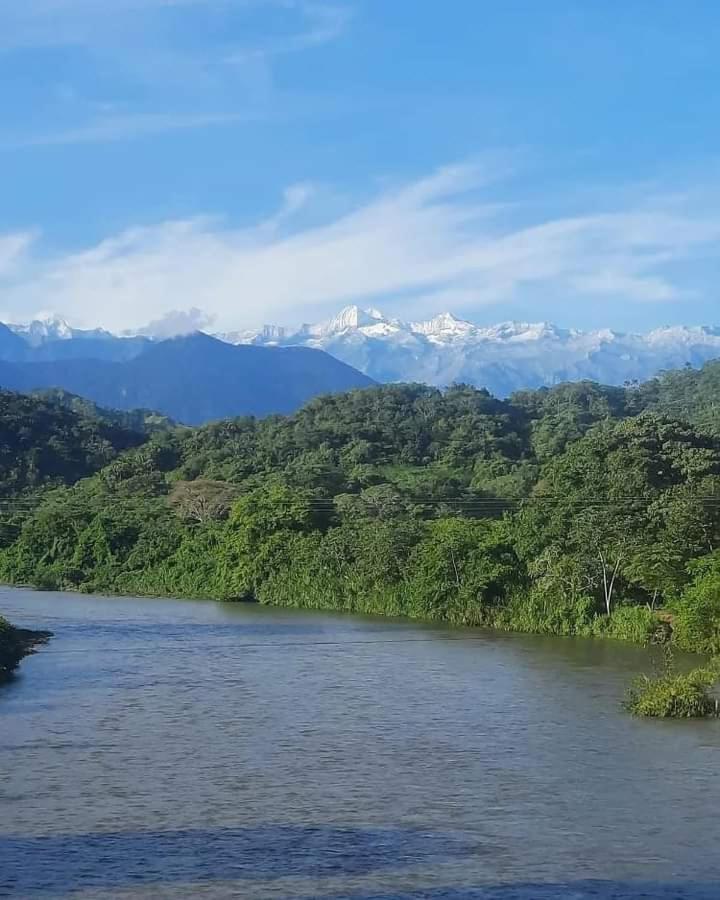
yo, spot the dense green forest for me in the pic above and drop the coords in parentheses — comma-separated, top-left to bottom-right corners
(30, 388, 176, 435)
(1, 361, 720, 673)
(0, 389, 148, 499)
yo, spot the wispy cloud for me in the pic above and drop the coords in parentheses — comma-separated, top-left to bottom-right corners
(3, 111, 249, 148)
(0, 0, 350, 145)
(1, 1, 334, 49)
(2, 162, 718, 331)
(224, 2, 352, 63)
(0, 233, 35, 277)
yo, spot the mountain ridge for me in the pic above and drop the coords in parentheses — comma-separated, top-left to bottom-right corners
(218, 305, 720, 394)
(0, 332, 374, 424)
(6, 307, 720, 398)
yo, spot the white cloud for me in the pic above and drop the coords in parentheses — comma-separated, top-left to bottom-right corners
(1, 162, 718, 331)
(134, 306, 215, 338)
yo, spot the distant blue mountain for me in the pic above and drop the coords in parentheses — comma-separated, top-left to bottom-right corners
(27, 335, 149, 362)
(0, 323, 32, 361)
(0, 332, 374, 424)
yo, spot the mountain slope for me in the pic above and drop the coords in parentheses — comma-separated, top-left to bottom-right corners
(28, 335, 150, 362)
(0, 323, 32, 362)
(30, 388, 176, 434)
(0, 333, 374, 424)
(220, 305, 720, 395)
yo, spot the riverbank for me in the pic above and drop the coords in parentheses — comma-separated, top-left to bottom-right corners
(0, 616, 52, 682)
(6, 574, 669, 646)
(4, 581, 717, 717)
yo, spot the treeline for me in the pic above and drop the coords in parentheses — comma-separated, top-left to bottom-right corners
(1, 362, 720, 656)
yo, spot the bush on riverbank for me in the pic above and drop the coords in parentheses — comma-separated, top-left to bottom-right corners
(670, 553, 720, 655)
(625, 651, 720, 718)
(0, 616, 51, 682)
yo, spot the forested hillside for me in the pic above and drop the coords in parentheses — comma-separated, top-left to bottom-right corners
(1, 361, 719, 656)
(0, 390, 148, 498)
(30, 389, 176, 435)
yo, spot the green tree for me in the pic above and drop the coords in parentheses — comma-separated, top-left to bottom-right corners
(672, 552, 720, 653)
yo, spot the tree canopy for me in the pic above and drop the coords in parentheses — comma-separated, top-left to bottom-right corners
(1, 360, 719, 651)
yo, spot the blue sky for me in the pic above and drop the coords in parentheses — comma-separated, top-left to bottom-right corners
(1, 0, 720, 333)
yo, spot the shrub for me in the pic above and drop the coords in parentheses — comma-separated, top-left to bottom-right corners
(625, 652, 720, 718)
(592, 605, 658, 645)
(672, 553, 720, 654)
(493, 588, 596, 636)
(625, 667, 717, 718)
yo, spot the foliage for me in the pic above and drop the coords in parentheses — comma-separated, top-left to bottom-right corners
(590, 605, 659, 645)
(0, 389, 146, 497)
(168, 479, 241, 523)
(31, 388, 176, 435)
(625, 652, 720, 718)
(671, 552, 720, 654)
(1, 359, 719, 658)
(629, 360, 720, 435)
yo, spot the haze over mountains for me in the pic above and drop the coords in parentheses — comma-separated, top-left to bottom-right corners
(1, 307, 720, 422)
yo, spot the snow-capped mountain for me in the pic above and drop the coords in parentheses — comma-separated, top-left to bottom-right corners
(5, 307, 720, 397)
(4, 314, 150, 363)
(218, 305, 720, 395)
(9, 314, 114, 347)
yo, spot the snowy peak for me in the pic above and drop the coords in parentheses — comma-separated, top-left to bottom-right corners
(411, 312, 476, 337)
(9, 314, 113, 347)
(644, 324, 720, 346)
(215, 307, 720, 396)
(11, 314, 75, 347)
(312, 305, 388, 336)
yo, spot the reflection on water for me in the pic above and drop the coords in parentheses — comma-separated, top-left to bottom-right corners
(2, 587, 720, 899)
(302, 885, 720, 899)
(0, 825, 473, 895)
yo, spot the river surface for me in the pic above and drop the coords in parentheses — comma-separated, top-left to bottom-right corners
(1, 587, 720, 899)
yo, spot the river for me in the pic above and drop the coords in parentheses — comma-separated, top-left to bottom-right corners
(1, 587, 719, 899)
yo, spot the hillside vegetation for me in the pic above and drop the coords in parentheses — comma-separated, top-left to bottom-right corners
(0, 389, 147, 498)
(1, 361, 719, 661)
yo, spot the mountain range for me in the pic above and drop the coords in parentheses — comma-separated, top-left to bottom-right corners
(1, 308, 720, 420)
(220, 306, 720, 395)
